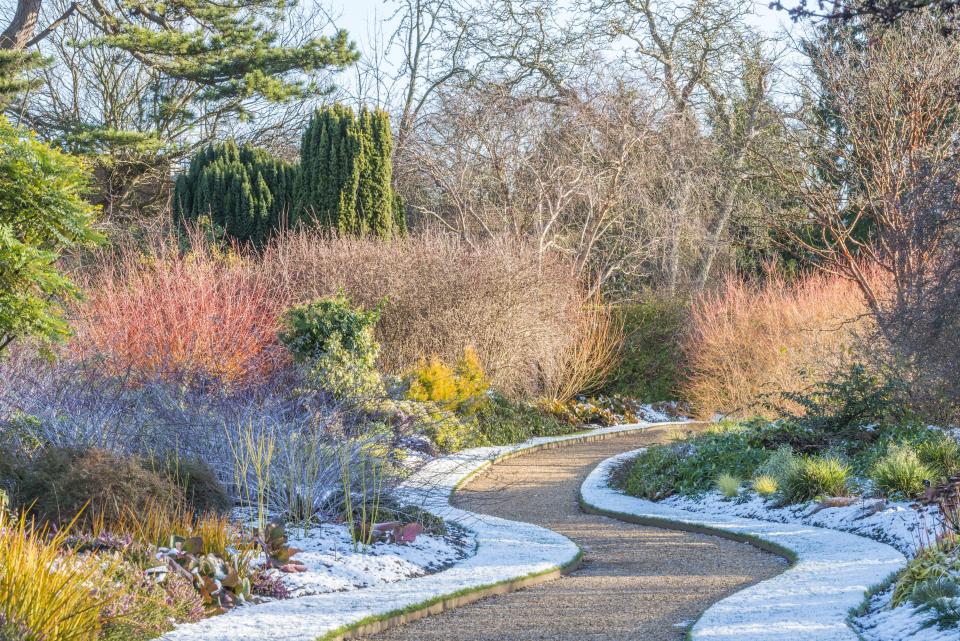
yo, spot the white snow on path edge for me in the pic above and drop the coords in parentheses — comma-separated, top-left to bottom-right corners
(161, 422, 679, 641)
(580, 448, 908, 641)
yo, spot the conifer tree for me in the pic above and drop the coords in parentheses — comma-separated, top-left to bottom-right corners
(294, 104, 405, 237)
(173, 141, 296, 245)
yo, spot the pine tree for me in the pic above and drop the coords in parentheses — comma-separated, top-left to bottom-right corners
(173, 141, 295, 245)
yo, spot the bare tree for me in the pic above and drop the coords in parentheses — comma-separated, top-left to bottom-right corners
(785, 13, 960, 415)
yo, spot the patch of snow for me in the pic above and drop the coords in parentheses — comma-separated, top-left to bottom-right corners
(258, 523, 472, 598)
(163, 421, 684, 641)
(660, 492, 937, 558)
(852, 585, 956, 641)
(581, 448, 907, 641)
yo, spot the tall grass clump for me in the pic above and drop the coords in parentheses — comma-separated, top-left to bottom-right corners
(870, 444, 934, 499)
(684, 270, 874, 418)
(781, 454, 852, 503)
(0, 512, 110, 641)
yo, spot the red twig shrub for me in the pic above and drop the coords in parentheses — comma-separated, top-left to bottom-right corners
(71, 235, 289, 383)
(683, 270, 875, 418)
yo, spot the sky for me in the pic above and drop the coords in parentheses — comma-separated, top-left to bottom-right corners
(325, 0, 798, 48)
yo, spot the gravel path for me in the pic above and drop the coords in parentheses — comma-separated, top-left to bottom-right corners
(361, 426, 787, 641)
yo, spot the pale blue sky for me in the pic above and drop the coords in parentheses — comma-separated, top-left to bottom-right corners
(326, 0, 797, 48)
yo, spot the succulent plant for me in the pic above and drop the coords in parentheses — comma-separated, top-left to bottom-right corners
(253, 521, 306, 573)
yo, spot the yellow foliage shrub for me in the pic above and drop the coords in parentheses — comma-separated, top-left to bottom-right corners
(407, 346, 490, 415)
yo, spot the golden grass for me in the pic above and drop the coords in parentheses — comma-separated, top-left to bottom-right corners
(0, 511, 111, 641)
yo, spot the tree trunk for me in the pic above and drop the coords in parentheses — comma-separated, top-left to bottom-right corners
(0, 0, 43, 49)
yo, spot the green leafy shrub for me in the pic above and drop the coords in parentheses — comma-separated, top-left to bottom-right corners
(716, 473, 741, 498)
(620, 423, 768, 499)
(14, 447, 184, 527)
(893, 537, 960, 607)
(770, 364, 912, 453)
(407, 346, 490, 415)
(599, 297, 687, 401)
(752, 474, 779, 496)
(279, 295, 383, 398)
(781, 454, 852, 503)
(870, 444, 934, 499)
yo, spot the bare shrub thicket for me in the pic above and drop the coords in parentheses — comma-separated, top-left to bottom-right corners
(791, 15, 960, 418)
(262, 231, 588, 399)
(69, 230, 601, 400)
(683, 270, 875, 418)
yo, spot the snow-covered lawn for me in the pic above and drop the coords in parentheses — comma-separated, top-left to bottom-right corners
(581, 448, 908, 641)
(162, 421, 675, 641)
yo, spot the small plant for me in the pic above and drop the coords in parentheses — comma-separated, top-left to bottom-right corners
(253, 522, 305, 572)
(907, 578, 960, 630)
(716, 473, 741, 499)
(752, 474, 779, 497)
(756, 445, 800, 485)
(781, 454, 852, 504)
(279, 295, 383, 398)
(871, 444, 934, 499)
(406, 346, 490, 415)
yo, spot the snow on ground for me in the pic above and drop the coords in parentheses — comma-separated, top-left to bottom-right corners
(655, 491, 954, 640)
(852, 584, 956, 641)
(581, 448, 907, 641)
(162, 421, 682, 641)
(260, 523, 473, 597)
(659, 492, 937, 557)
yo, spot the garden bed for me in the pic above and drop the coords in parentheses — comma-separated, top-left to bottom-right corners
(162, 422, 675, 641)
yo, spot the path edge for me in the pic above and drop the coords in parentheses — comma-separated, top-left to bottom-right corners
(579, 448, 907, 641)
(317, 421, 690, 641)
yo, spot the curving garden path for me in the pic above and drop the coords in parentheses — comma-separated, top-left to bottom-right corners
(361, 426, 788, 641)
